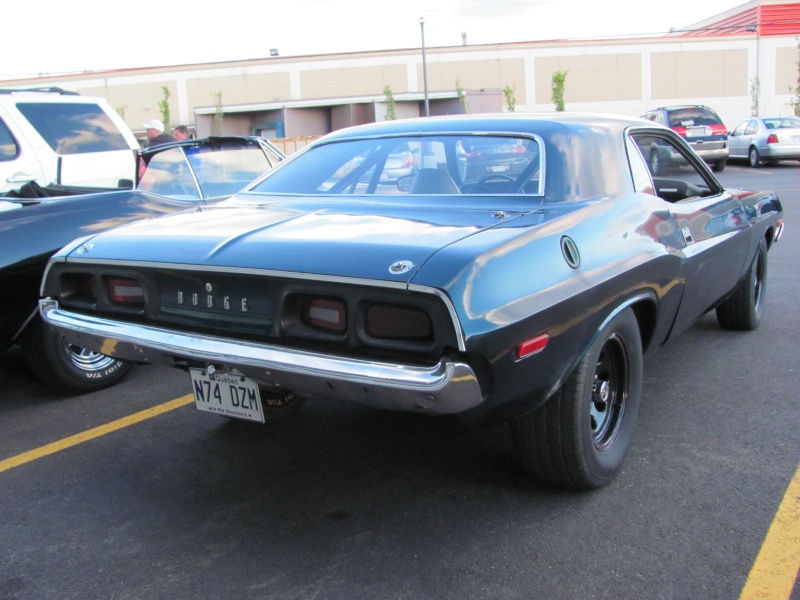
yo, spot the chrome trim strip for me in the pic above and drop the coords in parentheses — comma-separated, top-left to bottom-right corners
(39, 299, 482, 415)
(61, 257, 412, 289)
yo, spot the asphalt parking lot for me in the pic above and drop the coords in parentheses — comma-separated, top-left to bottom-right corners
(1, 163, 798, 600)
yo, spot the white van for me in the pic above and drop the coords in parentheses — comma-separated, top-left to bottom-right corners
(0, 87, 140, 193)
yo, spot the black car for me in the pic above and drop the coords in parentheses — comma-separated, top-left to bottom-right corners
(1, 136, 283, 393)
(641, 105, 729, 173)
(39, 114, 784, 488)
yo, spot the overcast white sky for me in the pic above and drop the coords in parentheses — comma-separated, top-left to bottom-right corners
(2, 0, 746, 81)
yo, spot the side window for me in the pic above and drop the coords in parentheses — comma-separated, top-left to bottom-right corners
(630, 132, 718, 203)
(626, 136, 655, 195)
(138, 147, 200, 199)
(744, 120, 759, 135)
(15, 102, 130, 155)
(0, 117, 19, 161)
(732, 121, 747, 136)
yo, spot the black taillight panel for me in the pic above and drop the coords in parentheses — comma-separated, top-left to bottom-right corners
(60, 272, 97, 305)
(364, 303, 432, 341)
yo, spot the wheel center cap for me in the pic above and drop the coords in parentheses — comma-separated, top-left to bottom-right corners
(594, 380, 610, 404)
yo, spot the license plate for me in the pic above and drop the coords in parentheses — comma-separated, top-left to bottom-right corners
(791, 136, 800, 143)
(490, 165, 509, 172)
(190, 368, 264, 423)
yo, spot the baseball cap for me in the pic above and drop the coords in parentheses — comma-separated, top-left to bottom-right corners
(142, 119, 165, 133)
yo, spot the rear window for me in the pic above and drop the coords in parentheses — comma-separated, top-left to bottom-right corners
(667, 107, 722, 128)
(762, 117, 800, 130)
(251, 134, 543, 196)
(15, 102, 130, 155)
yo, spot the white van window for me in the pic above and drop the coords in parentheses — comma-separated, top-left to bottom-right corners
(15, 102, 130, 154)
(0, 118, 18, 161)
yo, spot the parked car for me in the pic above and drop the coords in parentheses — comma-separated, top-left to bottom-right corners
(1, 136, 283, 392)
(0, 87, 140, 194)
(728, 116, 800, 167)
(38, 114, 784, 488)
(459, 136, 533, 186)
(641, 105, 729, 173)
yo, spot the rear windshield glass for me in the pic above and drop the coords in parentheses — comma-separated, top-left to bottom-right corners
(762, 117, 800, 130)
(251, 135, 543, 196)
(667, 107, 721, 128)
(15, 102, 130, 155)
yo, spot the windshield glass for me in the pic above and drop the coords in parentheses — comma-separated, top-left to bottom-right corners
(251, 135, 543, 196)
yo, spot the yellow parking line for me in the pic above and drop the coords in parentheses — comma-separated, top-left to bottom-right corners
(740, 464, 800, 599)
(0, 395, 194, 473)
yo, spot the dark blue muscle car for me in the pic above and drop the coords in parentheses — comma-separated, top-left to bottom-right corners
(38, 114, 784, 488)
(1, 136, 283, 392)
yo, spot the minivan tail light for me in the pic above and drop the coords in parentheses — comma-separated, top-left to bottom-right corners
(107, 277, 144, 305)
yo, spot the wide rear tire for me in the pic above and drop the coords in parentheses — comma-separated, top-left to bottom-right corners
(716, 238, 768, 331)
(260, 389, 306, 421)
(511, 308, 643, 489)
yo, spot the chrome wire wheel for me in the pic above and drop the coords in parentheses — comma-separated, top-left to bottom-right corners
(61, 341, 121, 373)
(589, 334, 629, 451)
(20, 317, 133, 392)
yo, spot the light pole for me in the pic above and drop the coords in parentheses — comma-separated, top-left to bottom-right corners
(419, 17, 430, 117)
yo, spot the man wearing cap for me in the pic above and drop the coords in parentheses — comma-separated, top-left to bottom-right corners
(142, 119, 175, 147)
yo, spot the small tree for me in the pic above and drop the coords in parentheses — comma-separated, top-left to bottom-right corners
(213, 90, 224, 135)
(502, 85, 517, 112)
(551, 69, 568, 112)
(790, 39, 800, 117)
(158, 86, 171, 130)
(455, 79, 468, 113)
(383, 85, 396, 120)
(750, 78, 760, 117)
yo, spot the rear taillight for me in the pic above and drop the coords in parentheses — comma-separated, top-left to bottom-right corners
(767, 134, 779, 144)
(710, 124, 728, 135)
(303, 297, 347, 333)
(61, 273, 97, 303)
(107, 277, 145, 306)
(365, 304, 432, 340)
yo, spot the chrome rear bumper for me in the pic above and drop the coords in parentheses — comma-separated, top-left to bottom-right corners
(39, 299, 484, 414)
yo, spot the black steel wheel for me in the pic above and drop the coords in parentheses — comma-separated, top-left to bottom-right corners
(716, 237, 768, 331)
(21, 317, 133, 393)
(749, 147, 761, 168)
(511, 307, 643, 489)
(712, 159, 726, 173)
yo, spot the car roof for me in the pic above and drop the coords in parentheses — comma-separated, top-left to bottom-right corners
(317, 112, 651, 142)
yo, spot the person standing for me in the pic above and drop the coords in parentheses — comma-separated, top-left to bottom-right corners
(173, 125, 190, 141)
(142, 119, 175, 147)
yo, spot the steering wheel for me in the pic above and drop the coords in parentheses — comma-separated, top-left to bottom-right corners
(472, 174, 515, 193)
